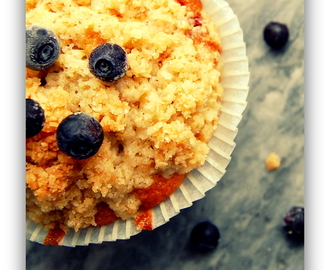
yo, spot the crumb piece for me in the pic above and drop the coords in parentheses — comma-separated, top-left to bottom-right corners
(266, 152, 281, 171)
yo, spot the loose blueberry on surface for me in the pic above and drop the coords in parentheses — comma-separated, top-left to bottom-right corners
(56, 113, 104, 160)
(190, 221, 220, 252)
(89, 43, 128, 82)
(263, 22, 289, 49)
(26, 25, 60, 71)
(283, 206, 304, 238)
(26, 98, 45, 138)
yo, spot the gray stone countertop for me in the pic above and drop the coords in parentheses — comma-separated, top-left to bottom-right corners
(26, 0, 304, 269)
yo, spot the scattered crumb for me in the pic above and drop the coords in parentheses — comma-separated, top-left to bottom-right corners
(266, 152, 281, 171)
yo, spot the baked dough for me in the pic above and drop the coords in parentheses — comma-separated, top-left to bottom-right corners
(26, 0, 223, 232)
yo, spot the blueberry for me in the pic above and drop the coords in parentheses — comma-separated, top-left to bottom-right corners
(26, 25, 60, 70)
(89, 43, 128, 82)
(56, 113, 104, 160)
(190, 221, 220, 252)
(26, 98, 45, 138)
(283, 206, 304, 238)
(263, 22, 289, 49)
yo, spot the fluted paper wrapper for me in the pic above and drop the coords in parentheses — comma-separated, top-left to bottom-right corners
(26, 0, 250, 247)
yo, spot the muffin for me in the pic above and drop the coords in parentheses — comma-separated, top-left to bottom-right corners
(26, 0, 249, 246)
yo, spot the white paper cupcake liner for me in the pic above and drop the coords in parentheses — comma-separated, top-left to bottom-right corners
(26, 0, 250, 247)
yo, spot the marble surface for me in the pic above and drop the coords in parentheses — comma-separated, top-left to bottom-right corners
(26, 0, 304, 269)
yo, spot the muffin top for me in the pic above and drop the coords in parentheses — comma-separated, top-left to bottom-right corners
(26, 0, 223, 232)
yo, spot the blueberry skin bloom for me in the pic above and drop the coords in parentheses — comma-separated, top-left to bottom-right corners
(26, 98, 45, 138)
(263, 22, 289, 49)
(26, 25, 60, 71)
(56, 113, 104, 160)
(89, 43, 128, 82)
(190, 221, 221, 252)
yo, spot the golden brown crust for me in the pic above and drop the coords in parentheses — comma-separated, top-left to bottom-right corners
(26, 0, 223, 231)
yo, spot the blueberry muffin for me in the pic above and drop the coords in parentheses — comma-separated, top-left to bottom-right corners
(26, 0, 223, 233)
